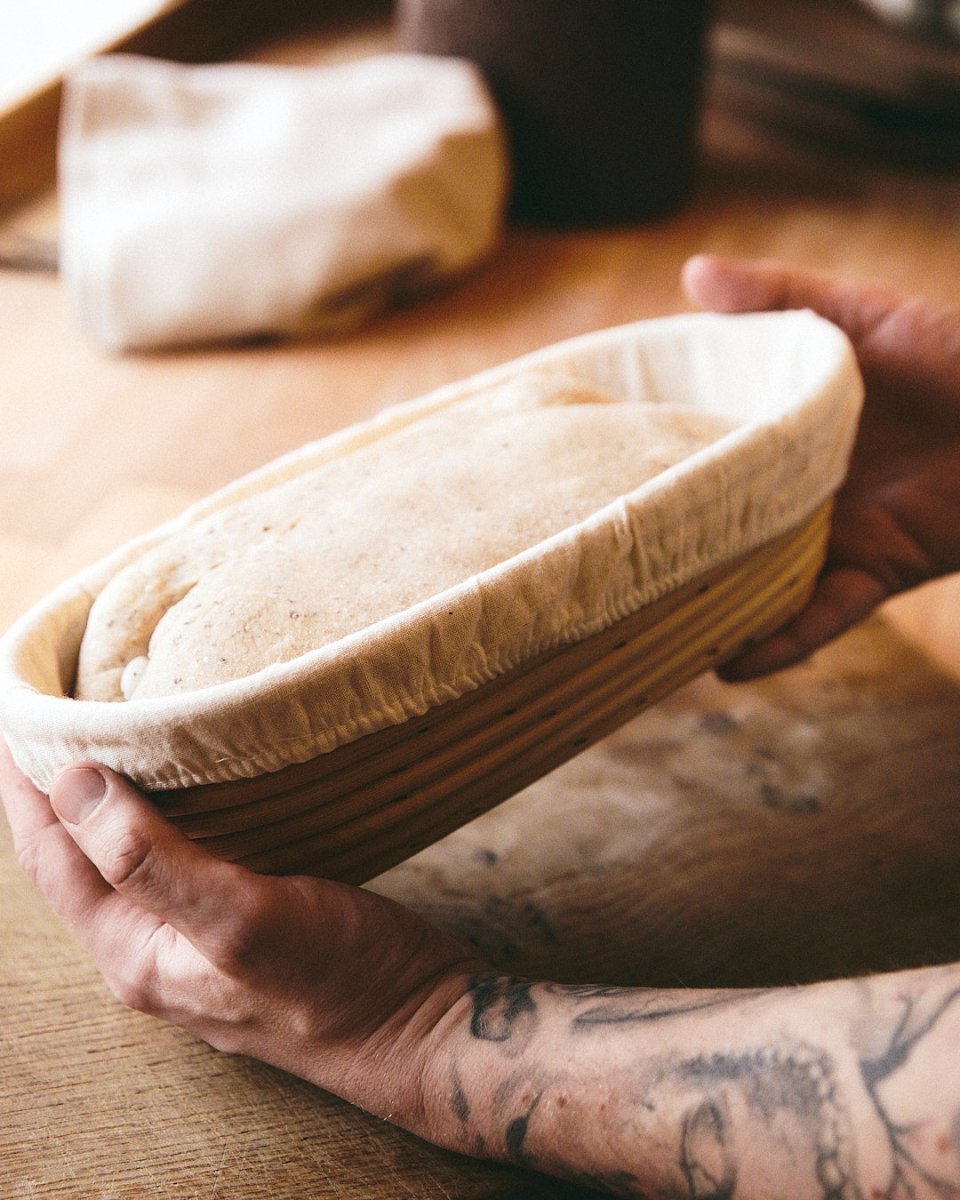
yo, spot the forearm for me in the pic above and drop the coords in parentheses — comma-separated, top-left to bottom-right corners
(12, 751, 960, 1196)
(416, 963, 960, 1198)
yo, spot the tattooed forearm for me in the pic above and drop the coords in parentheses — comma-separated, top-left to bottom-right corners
(434, 969, 960, 1200)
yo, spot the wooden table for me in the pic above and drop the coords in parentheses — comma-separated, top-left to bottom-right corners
(2, 7, 960, 1197)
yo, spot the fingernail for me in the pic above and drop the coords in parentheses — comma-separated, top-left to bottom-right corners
(51, 767, 107, 825)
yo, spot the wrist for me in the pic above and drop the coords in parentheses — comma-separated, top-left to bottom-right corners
(333, 957, 486, 1139)
(414, 974, 570, 1164)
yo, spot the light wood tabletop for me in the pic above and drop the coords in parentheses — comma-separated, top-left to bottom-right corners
(2, 4, 960, 1197)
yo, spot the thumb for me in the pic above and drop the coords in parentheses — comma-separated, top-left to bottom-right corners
(49, 764, 255, 960)
(681, 253, 898, 337)
(682, 254, 960, 418)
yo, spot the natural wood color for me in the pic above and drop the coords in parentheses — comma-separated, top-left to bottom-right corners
(3, 6, 960, 1198)
(0, 0, 391, 208)
(0, 85, 62, 208)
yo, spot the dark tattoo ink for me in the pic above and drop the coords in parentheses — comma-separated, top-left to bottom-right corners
(505, 1112, 532, 1164)
(572, 996, 748, 1030)
(469, 976, 538, 1043)
(859, 986, 960, 1199)
(679, 1043, 855, 1200)
(861, 987, 960, 1092)
(680, 1098, 736, 1200)
(451, 1073, 470, 1124)
(504, 1091, 543, 1166)
(553, 986, 773, 1032)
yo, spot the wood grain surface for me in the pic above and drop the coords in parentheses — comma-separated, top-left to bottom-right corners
(2, 6, 960, 1198)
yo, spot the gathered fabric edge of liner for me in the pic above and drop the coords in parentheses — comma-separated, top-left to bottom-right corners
(0, 310, 863, 792)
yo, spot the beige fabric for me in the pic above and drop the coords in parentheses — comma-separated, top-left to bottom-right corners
(58, 53, 508, 350)
(0, 311, 863, 792)
(75, 373, 735, 702)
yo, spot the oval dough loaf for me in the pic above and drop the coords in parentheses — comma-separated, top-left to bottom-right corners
(75, 370, 735, 702)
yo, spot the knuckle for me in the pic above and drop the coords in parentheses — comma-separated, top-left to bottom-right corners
(107, 959, 158, 1015)
(211, 887, 277, 974)
(215, 924, 264, 975)
(13, 829, 46, 888)
(98, 825, 156, 891)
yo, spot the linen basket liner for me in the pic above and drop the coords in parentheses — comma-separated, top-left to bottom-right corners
(0, 311, 863, 792)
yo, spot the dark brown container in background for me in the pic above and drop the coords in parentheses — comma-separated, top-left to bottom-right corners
(394, 0, 712, 225)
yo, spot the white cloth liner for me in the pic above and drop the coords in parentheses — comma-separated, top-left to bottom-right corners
(58, 52, 508, 349)
(0, 311, 863, 792)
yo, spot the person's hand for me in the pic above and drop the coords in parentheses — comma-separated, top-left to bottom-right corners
(0, 739, 485, 1127)
(7, 753, 960, 1197)
(683, 254, 960, 679)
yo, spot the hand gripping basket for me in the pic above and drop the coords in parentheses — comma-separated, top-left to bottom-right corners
(0, 311, 863, 883)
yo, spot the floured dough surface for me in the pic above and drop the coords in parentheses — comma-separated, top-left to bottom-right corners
(75, 371, 736, 701)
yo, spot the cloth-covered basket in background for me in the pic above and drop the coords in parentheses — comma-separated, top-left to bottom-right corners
(59, 52, 508, 349)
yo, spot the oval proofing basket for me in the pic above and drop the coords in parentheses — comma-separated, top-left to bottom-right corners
(0, 312, 863, 883)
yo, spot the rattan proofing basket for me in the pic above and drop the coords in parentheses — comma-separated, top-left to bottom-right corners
(0, 312, 863, 882)
(157, 501, 831, 882)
